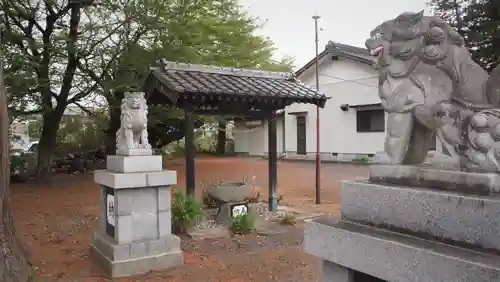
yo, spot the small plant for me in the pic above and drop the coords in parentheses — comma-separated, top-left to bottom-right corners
(171, 191, 203, 234)
(245, 190, 261, 203)
(201, 188, 219, 208)
(352, 155, 369, 163)
(280, 214, 297, 226)
(241, 176, 261, 203)
(10, 154, 24, 176)
(229, 214, 256, 235)
(277, 194, 284, 204)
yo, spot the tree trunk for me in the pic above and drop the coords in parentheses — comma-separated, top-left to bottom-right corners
(105, 92, 124, 155)
(216, 121, 226, 155)
(0, 43, 34, 281)
(35, 110, 64, 180)
(105, 105, 121, 155)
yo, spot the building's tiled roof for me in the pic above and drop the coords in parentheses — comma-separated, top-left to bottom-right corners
(146, 60, 329, 108)
(295, 41, 375, 77)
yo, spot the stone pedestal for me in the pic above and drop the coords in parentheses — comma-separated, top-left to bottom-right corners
(215, 201, 249, 225)
(90, 152, 183, 277)
(304, 165, 500, 282)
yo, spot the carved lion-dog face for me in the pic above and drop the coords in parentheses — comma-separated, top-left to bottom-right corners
(124, 92, 146, 110)
(365, 11, 465, 80)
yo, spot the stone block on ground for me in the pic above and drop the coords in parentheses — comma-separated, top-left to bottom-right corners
(341, 180, 500, 251)
(90, 230, 183, 277)
(322, 261, 384, 282)
(187, 225, 230, 240)
(255, 219, 291, 235)
(304, 217, 500, 282)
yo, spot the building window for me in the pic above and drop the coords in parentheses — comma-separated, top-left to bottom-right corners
(356, 109, 385, 132)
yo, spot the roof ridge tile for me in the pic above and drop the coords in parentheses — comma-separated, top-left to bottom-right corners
(157, 59, 294, 80)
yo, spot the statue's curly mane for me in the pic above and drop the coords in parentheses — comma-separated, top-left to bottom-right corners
(376, 14, 467, 78)
(364, 11, 500, 172)
(369, 11, 491, 108)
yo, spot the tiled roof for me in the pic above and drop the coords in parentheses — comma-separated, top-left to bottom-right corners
(295, 41, 375, 77)
(147, 60, 329, 108)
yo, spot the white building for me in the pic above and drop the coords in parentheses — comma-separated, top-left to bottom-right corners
(233, 42, 439, 161)
(10, 120, 30, 151)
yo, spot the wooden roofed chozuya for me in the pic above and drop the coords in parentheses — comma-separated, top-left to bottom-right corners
(142, 59, 329, 211)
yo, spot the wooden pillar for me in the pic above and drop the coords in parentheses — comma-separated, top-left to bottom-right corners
(184, 109, 195, 196)
(267, 114, 278, 212)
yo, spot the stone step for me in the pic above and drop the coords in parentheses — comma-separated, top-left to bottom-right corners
(304, 217, 500, 282)
(368, 164, 500, 196)
(341, 180, 500, 251)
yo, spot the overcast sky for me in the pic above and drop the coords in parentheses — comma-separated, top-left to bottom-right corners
(240, 0, 432, 70)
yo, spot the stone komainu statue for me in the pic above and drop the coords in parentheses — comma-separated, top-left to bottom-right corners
(116, 92, 151, 150)
(365, 11, 500, 172)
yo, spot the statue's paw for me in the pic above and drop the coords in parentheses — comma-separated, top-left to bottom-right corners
(144, 144, 152, 149)
(373, 152, 391, 164)
(428, 153, 461, 170)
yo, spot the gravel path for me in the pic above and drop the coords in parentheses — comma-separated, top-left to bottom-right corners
(113, 225, 323, 282)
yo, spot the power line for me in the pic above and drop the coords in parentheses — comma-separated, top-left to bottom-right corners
(319, 73, 378, 88)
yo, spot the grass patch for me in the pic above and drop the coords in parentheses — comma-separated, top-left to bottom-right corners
(229, 214, 256, 235)
(279, 214, 297, 225)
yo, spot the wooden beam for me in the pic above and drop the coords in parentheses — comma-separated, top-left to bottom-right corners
(267, 113, 278, 212)
(184, 109, 196, 196)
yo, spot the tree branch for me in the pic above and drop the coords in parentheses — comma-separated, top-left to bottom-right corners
(71, 101, 94, 116)
(5, 1, 46, 34)
(67, 81, 100, 104)
(57, 4, 82, 105)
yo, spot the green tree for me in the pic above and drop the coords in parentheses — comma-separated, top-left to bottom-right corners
(428, 0, 500, 71)
(1, 0, 170, 177)
(1, 0, 110, 178)
(79, 0, 296, 152)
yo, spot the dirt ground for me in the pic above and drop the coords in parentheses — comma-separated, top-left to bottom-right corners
(10, 157, 369, 281)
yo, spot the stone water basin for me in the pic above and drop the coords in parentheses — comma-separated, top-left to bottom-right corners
(206, 181, 253, 202)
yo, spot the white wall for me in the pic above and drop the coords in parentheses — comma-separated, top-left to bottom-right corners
(233, 118, 284, 156)
(10, 121, 30, 150)
(285, 56, 385, 156)
(234, 55, 441, 159)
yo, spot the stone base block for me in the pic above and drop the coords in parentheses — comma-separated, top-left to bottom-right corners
(304, 217, 500, 282)
(323, 261, 384, 282)
(107, 155, 162, 173)
(369, 164, 500, 195)
(341, 180, 500, 251)
(116, 148, 152, 156)
(90, 230, 183, 277)
(94, 170, 176, 188)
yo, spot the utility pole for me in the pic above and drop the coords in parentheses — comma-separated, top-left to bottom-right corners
(312, 14, 321, 205)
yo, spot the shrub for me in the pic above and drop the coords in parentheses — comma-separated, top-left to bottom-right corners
(279, 214, 297, 226)
(10, 155, 23, 175)
(229, 214, 255, 235)
(201, 189, 219, 208)
(10, 154, 27, 182)
(171, 191, 203, 234)
(352, 155, 369, 163)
